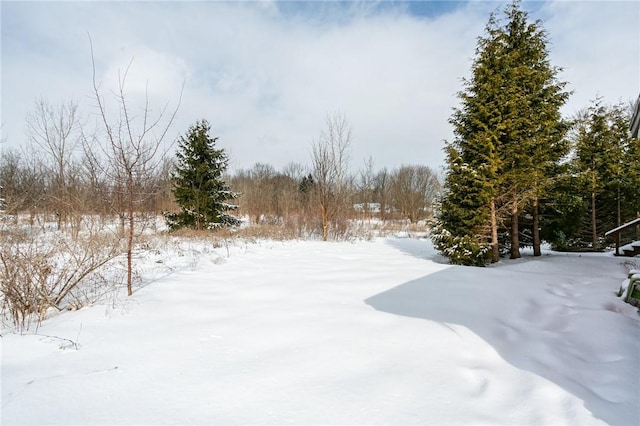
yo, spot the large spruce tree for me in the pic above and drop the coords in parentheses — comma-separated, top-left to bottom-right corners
(432, 0, 569, 265)
(165, 120, 241, 231)
(497, 3, 569, 258)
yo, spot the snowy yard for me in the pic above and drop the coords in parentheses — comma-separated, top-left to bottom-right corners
(2, 237, 639, 425)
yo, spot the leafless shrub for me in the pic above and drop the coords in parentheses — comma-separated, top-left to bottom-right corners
(282, 214, 316, 240)
(0, 221, 121, 331)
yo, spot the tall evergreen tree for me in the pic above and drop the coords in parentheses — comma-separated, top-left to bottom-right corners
(165, 120, 240, 231)
(611, 103, 640, 224)
(432, 0, 568, 265)
(496, 2, 569, 258)
(431, 12, 505, 266)
(564, 100, 637, 249)
(622, 112, 640, 220)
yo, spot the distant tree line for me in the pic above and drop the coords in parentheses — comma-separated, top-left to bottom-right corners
(1, 107, 442, 239)
(0, 98, 177, 227)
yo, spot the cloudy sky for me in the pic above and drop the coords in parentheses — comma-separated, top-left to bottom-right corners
(1, 1, 638, 174)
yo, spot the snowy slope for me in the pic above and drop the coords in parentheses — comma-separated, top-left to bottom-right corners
(2, 237, 639, 425)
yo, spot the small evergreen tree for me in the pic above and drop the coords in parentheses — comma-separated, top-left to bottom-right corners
(299, 174, 315, 194)
(165, 120, 241, 231)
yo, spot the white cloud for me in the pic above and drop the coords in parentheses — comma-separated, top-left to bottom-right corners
(2, 1, 638, 174)
(539, 0, 639, 115)
(101, 47, 189, 98)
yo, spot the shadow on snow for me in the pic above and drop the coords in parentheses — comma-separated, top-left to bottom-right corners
(365, 257, 639, 425)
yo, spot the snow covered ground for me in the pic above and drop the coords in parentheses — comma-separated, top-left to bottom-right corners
(2, 236, 639, 425)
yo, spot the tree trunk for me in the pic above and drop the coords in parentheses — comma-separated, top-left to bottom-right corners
(533, 196, 541, 256)
(117, 186, 125, 238)
(127, 171, 134, 296)
(617, 186, 621, 227)
(490, 197, 499, 263)
(591, 189, 597, 250)
(321, 205, 329, 241)
(510, 198, 521, 259)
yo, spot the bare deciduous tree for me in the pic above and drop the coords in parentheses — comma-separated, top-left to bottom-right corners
(89, 40, 181, 296)
(390, 165, 441, 223)
(374, 167, 391, 222)
(0, 149, 27, 216)
(26, 99, 83, 230)
(356, 156, 376, 219)
(247, 163, 277, 224)
(311, 112, 354, 241)
(8, 148, 48, 226)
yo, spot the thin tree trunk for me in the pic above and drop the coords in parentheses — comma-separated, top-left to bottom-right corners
(321, 205, 329, 241)
(127, 171, 134, 296)
(490, 197, 499, 263)
(591, 189, 597, 250)
(617, 186, 621, 227)
(322, 212, 329, 241)
(533, 196, 541, 256)
(117, 186, 125, 238)
(510, 197, 521, 259)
